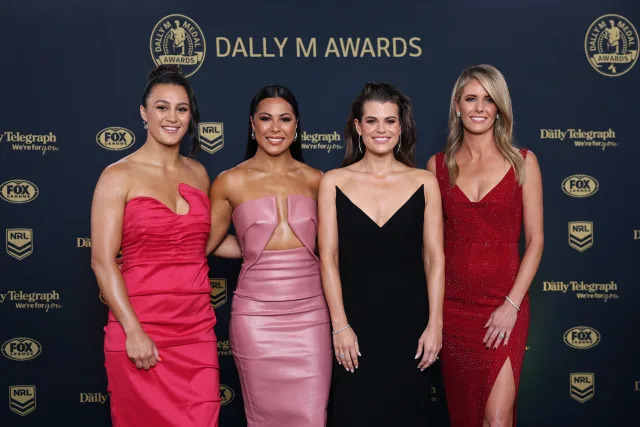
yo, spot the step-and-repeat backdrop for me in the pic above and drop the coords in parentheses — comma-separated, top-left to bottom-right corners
(1, 0, 638, 425)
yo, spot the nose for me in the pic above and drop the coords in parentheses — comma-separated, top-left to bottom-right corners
(475, 101, 485, 113)
(167, 108, 178, 122)
(376, 121, 385, 133)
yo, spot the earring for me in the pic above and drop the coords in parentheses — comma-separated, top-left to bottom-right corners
(294, 131, 298, 140)
(358, 134, 363, 154)
(496, 114, 500, 120)
(251, 130, 255, 140)
(143, 120, 148, 130)
(396, 135, 401, 154)
(455, 112, 461, 118)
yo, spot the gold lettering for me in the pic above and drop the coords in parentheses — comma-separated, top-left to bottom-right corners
(409, 37, 422, 57)
(232, 38, 248, 57)
(216, 37, 231, 57)
(377, 37, 391, 57)
(392, 37, 407, 57)
(274, 37, 288, 57)
(324, 38, 340, 57)
(296, 38, 317, 57)
(249, 38, 261, 57)
(360, 38, 375, 57)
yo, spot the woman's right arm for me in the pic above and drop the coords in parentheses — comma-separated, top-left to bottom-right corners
(318, 171, 359, 373)
(206, 171, 235, 256)
(90, 165, 160, 370)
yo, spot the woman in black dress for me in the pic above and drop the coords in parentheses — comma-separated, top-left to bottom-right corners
(318, 82, 445, 426)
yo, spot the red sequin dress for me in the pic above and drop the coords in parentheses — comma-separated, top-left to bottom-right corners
(435, 150, 529, 426)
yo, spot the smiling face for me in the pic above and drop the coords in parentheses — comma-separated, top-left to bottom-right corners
(140, 83, 191, 148)
(250, 97, 297, 157)
(455, 78, 499, 136)
(355, 101, 401, 155)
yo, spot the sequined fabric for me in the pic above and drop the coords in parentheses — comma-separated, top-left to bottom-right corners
(435, 150, 530, 427)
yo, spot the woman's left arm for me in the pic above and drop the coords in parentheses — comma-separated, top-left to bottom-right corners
(416, 173, 445, 370)
(484, 151, 544, 348)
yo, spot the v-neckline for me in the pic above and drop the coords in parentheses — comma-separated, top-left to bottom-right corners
(336, 185, 424, 229)
(454, 168, 512, 203)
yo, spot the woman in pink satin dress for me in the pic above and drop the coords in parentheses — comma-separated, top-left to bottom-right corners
(208, 85, 332, 427)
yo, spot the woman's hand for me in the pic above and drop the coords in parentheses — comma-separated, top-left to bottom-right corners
(333, 326, 360, 373)
(125, 329, 161, 370)
(483, 300, 518, 348)
(416, 321, 442, 371)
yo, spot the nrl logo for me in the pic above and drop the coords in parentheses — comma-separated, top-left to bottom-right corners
(9, 385, 36, 416)
(199, 123, 224, 154)
(6, 229, 33, 260)
(569, 221, 593, 252)
(210, 278, 227, 309)
(570, 373, 594, 403)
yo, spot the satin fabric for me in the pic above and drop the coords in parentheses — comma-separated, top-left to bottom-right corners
(435, 151, 530, 427)
(230, 196, 332, 427)
(104, 183, 220, 426)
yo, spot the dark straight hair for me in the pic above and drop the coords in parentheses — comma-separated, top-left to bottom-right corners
(244, 85, 304, 162)
(342, 81, 417, 167)
(141, 64, 201, 155)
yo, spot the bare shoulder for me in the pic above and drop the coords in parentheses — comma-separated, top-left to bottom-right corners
(408, 167, 438, 188)
(319, 167, 351, 190)
(98, 159, 132, 187)
(524, 149, 539, 166)
(211, 163, 248, 195)
(426, 153, 438, 174)
(182, 157, 210, 191)
(297, 161, 323, 190)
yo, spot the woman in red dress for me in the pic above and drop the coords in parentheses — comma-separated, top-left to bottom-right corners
(91, 65, 228, 426)
(427, 64, 543, 427)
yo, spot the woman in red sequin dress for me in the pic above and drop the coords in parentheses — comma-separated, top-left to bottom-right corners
(427, 65, 543, 427)
(91, 66, 229, 426)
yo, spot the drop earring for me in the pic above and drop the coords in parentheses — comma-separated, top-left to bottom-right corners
(456, 112, 461, 118)
(396, 135, 401, 154)
(251, 130, 255, 140)
(143, 120, 148, 130)
(358, 135, 363, 154)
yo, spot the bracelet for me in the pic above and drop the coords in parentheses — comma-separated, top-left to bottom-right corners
(505, 296, 520, 311)
(332, 324, 351, 335)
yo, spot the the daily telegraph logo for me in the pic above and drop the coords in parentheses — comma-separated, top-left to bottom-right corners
(6, 228, 33, 260)
(96, 127, 135, 151)
(0, 131, 59, 155)
(0, 290, 62, 311)
(0, 180, 39, 204)
(1, 338, 42, 361)
(570, 373, 595, 403)
(562, 175, 599, 198)
(79, 393, 109, 404)
(9, 385, 36, 416)
(563, 326, 601, 349)
(199, 123, 223, 154)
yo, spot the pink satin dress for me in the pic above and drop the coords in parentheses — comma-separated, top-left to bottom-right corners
(230, 195, 332, 427)
(104, 183, 220, 426)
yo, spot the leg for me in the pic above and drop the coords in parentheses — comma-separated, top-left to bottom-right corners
(483, 357, 515, 427)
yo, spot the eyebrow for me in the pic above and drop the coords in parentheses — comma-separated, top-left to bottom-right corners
(364, 115, 398, 120)
(153, 99, 189, 106)
(257, 112, 294, 116)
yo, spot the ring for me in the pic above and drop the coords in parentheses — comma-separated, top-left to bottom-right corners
(499, 332, 505, 338)
(339, 354, 345, 359)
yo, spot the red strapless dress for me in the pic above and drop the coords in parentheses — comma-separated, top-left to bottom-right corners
(435, 151, 530, 426)
(103, 183, 220, 427)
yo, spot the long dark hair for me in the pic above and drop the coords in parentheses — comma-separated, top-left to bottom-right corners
(244, 85, 304, 162)
(342, 82, 417, 167)
(141, 64, 200, 155)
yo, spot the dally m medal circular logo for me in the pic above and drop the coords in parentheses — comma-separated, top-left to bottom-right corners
(150, 14, 206, 77)
(585, 14, 638, 77)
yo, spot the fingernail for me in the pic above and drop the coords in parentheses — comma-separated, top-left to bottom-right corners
(358, 352, 362, 356)
(345, 368, 349, 372)
(414, 354, 419, 359)
(421, 368, 425, 372)
(338, 362, 341, 365)
(355, 365, 359, 369)
(350, 369, 354, 373)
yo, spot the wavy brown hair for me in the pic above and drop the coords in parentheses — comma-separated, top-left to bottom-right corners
(342, 82, 416, 167)
(445, 64, 524, 185)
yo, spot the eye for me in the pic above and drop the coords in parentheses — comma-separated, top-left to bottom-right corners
(465, 97, 476, 102)
(281, 117, 292, 122)
(157, 105, 167, 110)
(178, 107, 189, 112)
(385, 118, 397, 124)
(485, 98, 494, 104)
(366, 119, 376, 124)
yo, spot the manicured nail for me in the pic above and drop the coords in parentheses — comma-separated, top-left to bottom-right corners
(338, 361, 341, 365)
(358, 351, 362, 356)
(345, 367, 349, 372)
(350, 369, 354, 373)
(355, 365, 358, 369)
(414, 354, 419, 359)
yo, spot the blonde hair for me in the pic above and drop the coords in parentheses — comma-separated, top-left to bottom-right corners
(445, 64, 524, 185)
